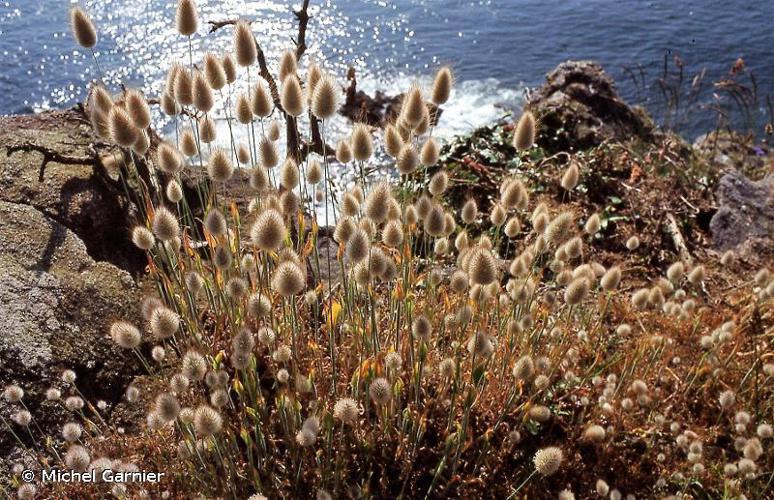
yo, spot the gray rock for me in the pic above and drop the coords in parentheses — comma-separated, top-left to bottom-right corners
(0, 200, 141, 463)
(528, 60, 654, 153)
(0, 108, 145, 273)
(709, 170, 773, 254)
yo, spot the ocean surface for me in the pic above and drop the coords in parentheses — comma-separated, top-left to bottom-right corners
(1, 0, 773, 141)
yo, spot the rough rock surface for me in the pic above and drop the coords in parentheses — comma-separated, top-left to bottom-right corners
(709, 170, 773, 258)
(0, 108, 144, 273)
(0, 110, 146, 474)
(0, 200, 142, 457)
(528, 60, 653, 153)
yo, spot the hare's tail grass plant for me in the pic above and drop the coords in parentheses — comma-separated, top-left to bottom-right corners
(3, 2, 773, 499)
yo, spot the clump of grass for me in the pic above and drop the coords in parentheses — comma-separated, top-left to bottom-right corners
(2, 3, 772, 499)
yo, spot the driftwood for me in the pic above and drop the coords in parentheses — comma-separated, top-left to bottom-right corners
(665, 212, 694, 266)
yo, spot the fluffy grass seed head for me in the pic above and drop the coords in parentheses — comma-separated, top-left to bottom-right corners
(233, 20, 257, 67)
(279, 49, 298, 82)
(237, 143, 250, 164)
(173, 64, 193, 105)
(584, 213, 601, 234)
(383, 124, 403, 159)
(544, 211, 575, 246)
(333, 398, 359, 425)
(271, 261, 306, 296)
(364, 182, 392, 223)
(180, 128, 198, 156)
(252, 80, 273, 117)
(424, 204, 447, 237)
(132, 226, 155, 251)
(235, 93, 252, 124)
(513, 110, 536, 151)
(150, 307, 180, 339)
(3, 385, 23, 403)
(311, 75, 339, 119)
(198, 115, 217, 143)
(109, 106, 139, 148)
(204, 209, 227, 236)
(65, 445, 91, 472)
(533, 446, 563, 476)
(401, 85, 426, 128)
(132, 129, 150, 155)
(280, 158, 300, 190)
(688, 265, 705, 286)
(259, 136, 279, 169)
(719, 389, 736, 410)
(182, 351, 207, 381)
(306, 158, 323, 184)
(157, 142, 183, 174)
(306, 61, 322, 99)
(583, 424, 606, 442)
(500, 178, 528, 209)
(194, 405, 222, 436)
(222, 53, 237, 83)
(70, 7, 97, 48)
(369, 378, 391, 405)
(351, 123, 374, 161)
(152, 207, 180, 242)
(346, 227, 371, 263)
(421, 138, 440, 167)
(431, 66, 453, 105)
(125, 89, 152, 129)
(251, 209, 287, 251)
(110, 321, 141, 349)
(175, 0, 198, 36)
(281, 75, 305, 117)
(561, 161, 580, 191)
(62, 422, 82, 442)
(601, 265, 622, 291)
(382, 220, 404, 248)
(155, 393, 181, 423)
(336, 140, 353, 163)
(397, 143, 419, 174)
(468, 247, 498, 286)
(429, 170, 449, 196)
(203, 52, 226, 90)
(461, 199, 478, 224)
(207, 148, 234, 182)
(512, 355, 535, 381)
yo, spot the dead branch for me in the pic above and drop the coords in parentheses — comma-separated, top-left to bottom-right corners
(207, 1, 316, 162)
(665, 212, 694, 266)
(6, 142, 96, 182)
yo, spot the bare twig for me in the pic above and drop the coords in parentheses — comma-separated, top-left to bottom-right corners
(6, 142, 96, 181)
(207, 1, 315, 162)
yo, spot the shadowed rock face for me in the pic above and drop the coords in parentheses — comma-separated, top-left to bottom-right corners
(0, 108, 145, 274)
(528, 60, 653, 153)
(0, 201, 142, 459)
(710, 170, 773, 261)
(0, 110, 144, 471)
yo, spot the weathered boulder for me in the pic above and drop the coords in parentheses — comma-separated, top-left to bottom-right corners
(339, 67, 440, 127)
(0, 108, 145, 273)
(528, 60, 653, 153)
(709, 170, 773, 260)
(0, 109, 147, 474)
(0, 200, 142, 459)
